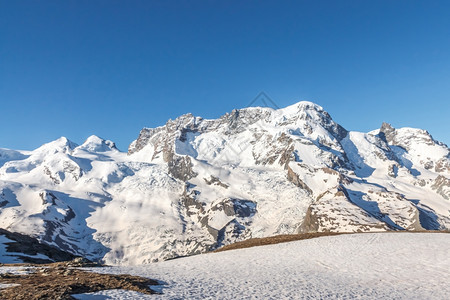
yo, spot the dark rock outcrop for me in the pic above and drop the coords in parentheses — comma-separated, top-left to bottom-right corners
(0, 228, 77, 264)
(431, 175, 450, 200)
(286, 165, 313, 194)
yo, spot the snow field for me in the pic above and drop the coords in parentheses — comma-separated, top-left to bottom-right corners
(75, 233, 450, 299)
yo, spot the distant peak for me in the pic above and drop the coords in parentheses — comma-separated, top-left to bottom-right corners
(380, 122, 394, 131)
(296, 101, 324, 110)
(128, 100, 348, 154)
(85, 135, 104, 143)
(48, 137, 77, 149)
(242, 100, 323, 114)
(78, 135, 117, 152)
(33, 137, 78, 154)
(272, 101, 326, 119)
(378, 122, 396, 143)
(56, 136, 73, 144)
(284, 100, 323, 110)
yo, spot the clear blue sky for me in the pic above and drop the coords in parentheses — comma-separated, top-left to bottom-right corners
(1, 0, 449, 151)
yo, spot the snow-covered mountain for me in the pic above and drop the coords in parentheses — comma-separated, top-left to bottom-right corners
(0, 101, 449, 265)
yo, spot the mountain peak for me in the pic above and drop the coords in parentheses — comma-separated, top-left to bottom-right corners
(35, 137, 78, 153)
(85, 135, 104, 144)
(379, 122, 396, 143)
(238, 101, 323, 116)
(56, 136, 75, 146)
(275, 101, 347, 141)
(128, 100, 349, 156)
(289, 100, 324, 112)
(77, 135, 117, 152)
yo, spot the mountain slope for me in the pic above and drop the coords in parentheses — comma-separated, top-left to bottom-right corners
(0, 101, 449, 265)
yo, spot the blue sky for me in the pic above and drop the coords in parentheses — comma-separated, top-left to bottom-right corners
(1, 0, 449, 150)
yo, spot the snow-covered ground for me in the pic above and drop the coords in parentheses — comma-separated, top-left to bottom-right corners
(73, 233, 450, 299)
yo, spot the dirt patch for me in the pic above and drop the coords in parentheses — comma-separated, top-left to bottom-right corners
(214, 232, 347, 252)
(0, 264, 159, 299)
(213, 230, 450, 253)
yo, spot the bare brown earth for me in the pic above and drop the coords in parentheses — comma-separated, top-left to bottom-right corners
(213, 230, 450, 253)
(0, 259, 160, 299)
(214, 232, 348, 252)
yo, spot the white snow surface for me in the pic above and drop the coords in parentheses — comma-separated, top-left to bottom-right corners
(73, 233, 450, 299)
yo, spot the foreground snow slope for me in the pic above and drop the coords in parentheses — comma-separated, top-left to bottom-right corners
(1, 101, 449, 264)
(75, 233, 450, 299)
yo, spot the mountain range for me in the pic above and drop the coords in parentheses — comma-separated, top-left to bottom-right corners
(0, 101, 449, 265)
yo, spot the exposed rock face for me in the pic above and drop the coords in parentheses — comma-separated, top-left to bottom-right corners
(431, 175, 450, 200)
(435, 157, 450, 173)
(379, 122, 444, 151)
(299, 186, 426, 233)
(388, 164, 398, 178)
(167, 154, 197, 181)
(198, 198, 256, 242)
(379, 122, 397, 145)
(204, 175, 229, 188)
(298, 206, 320, 232)
(0, 101, 449, 265)
(39, 191, 57, 205)
(286, 165, 312, 194)
(179, 181, 256, 249)
(0, 228, 77, 264)
(299, 187, 390, 233)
